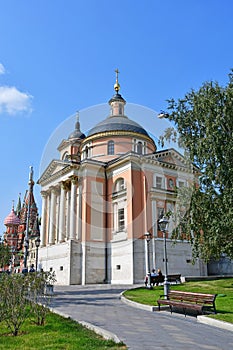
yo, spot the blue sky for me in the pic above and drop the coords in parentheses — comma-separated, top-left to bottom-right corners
(1, 0, 233, 232)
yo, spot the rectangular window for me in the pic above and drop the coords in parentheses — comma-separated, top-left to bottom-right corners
(156, 176, 163, 188)
(108, 141, 114, 155)
(118, 208, 125, 231)
(157, 207, 164, 231)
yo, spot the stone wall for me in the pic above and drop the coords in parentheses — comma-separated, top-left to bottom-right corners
(208, 256, 233, 275)
(39, 241, 71, 285)
(154, 239, 207, 277)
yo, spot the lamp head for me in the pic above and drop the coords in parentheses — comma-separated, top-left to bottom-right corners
(35, 236, 41, 248)
(159, 216, 169, 232)
(144, 232, 151, 242)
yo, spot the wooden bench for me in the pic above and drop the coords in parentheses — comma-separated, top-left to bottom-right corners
(146, 274, 181, 287)
(150, 275, 164, 286)
(167, 274, 181, 284)
(157, 290, 217, 316)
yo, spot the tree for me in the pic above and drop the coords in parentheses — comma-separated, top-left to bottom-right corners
(28, 271, 56, 326)
(0, 273, 31, 336)
(0, 239, 11, 269)
(160, 72, 233, 261)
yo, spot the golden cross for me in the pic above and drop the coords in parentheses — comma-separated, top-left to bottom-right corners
(115, 68, 119, 81)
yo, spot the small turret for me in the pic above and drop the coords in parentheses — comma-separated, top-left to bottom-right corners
(108, 68, 126, 116)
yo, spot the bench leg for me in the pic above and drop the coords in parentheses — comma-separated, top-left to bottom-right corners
(183, 308, 187, 317)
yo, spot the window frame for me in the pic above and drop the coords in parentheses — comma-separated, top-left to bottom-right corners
(118, 208, 125, 231)
(107, 140, 115, 155)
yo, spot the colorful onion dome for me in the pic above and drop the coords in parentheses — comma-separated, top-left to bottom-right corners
(4, 208, 20, 226)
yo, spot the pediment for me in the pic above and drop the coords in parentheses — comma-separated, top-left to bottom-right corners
(158, 151, 185, 166)
(38, 159, 70, 184)
(148, 148, 189, 168)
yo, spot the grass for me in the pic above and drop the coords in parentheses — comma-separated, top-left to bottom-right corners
(123, 278, 233, 324)
(0, 312, 126, 350)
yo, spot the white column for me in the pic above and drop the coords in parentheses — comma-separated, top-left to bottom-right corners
(77, 182, 82, 240)
(70, 177, 78, 240)
(152, 200, 157, 268)
(113, 202, 117, 232)
(40, 191, 48, 246)
(145, 238, 149, 274)
(143, 172, 147, 233)
(82, 242, 86, 285)
(58, 183, 66, 242)
(55, 194, 60, 243)
(66, 190, 71, 239)
(48, 188, 56, 245)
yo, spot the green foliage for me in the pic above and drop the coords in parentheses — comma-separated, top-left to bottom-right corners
(0, 274, 31, 336)
(160, 72, 233, 260)
(0, 241, 11, 268)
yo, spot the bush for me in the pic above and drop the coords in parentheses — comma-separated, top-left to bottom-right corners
(0, 271, 56, 335)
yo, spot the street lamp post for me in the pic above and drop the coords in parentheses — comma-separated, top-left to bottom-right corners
(144, 232, 152, 289)
(23, 238, 29, 273)
(159, 216, 169, 299)
(35, 236, 41, 272)
(10, 246, 16, 273)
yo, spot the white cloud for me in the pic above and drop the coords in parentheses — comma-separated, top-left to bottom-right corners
(0, 63, 5, 75)
(0, 86, 33, 115)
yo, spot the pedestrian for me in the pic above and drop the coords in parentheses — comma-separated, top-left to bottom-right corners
(29, 264, 35, 272)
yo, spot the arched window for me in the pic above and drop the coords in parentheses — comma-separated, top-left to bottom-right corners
(81, 142, 92, 160)
(62, 151, 69, 160)
(107, 140, 114, 155)
(137, 141, 143, 155)
(85, 146, 89, 159)
(114, 178, 125, 192)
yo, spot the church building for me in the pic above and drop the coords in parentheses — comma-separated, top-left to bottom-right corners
(3, 170, 40, 273)
(38, 72, 207, 285)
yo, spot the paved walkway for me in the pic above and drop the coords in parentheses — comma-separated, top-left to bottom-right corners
(50, 284, 233, 350)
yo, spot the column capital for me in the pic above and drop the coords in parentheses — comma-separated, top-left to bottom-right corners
(50, 186, 60, 195)
(61, 180, 71, 191)
(40, 190, 48, 198)
(70, 175, 79, 185)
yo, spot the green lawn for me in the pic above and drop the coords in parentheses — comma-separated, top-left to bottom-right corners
(123, 278, 233, 324)
(0, 312, 126, 350)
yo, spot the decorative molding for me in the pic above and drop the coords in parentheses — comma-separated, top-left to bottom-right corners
(82, 130, 155, 147)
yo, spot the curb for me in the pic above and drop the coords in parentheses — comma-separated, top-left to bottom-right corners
(197, 316, 233, 332)
(49, 307, 122, 344)
(79, 321, 122, 344)
(120, 292, 157, 312)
